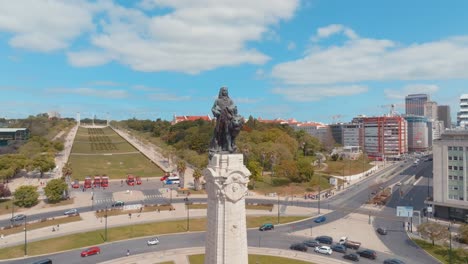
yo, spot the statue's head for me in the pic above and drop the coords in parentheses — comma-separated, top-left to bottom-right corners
(219, 87, 228, 97)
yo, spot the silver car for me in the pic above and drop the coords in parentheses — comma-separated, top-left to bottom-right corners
(147, 237, 160, 246)
(64, 209, 78, 216)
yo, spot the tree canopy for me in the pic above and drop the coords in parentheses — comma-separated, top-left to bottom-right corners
(14, 185, 39, 207)
(44, 179, 68, 203)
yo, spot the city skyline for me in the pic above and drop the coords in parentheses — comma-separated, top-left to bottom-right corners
(1, 1, 468, 122)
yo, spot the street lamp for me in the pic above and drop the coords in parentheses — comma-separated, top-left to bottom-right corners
(277, 194, 280, 224)
(24, 215, 27, 256)
(170, 187, 173, 204)
(11, 197, 14, 220)
(318, 175, 321, 215)
(448, 223, 453, 264)
(186, 198, 190, 231)
(104, 206, 108, 242)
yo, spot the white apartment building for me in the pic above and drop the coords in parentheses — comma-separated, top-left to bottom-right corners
(432, 130, 468, 221)
(458, 94, 468, 128)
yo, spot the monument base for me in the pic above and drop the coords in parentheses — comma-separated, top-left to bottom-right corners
(204, 153, 251, 264)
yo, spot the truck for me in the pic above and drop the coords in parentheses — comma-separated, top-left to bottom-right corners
(84, 176, 92, 189)
(101, 176, 109, 188)
(126, 174, 135, 186)
(339, 237, 361, 250)
(136, 176, 142, 185)
(93, 176, 101, 187)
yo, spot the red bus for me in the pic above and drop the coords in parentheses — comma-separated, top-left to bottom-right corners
(93, 176, 101, 187)
(84, 176, 92, 189)
(126, 174, 135, 186)
(101, 176, 109, 188)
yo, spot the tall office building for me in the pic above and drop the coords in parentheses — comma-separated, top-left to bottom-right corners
(406, 94, 430, 116)
(458, 94, 468, 128)
(432, 130, 468, 221)
(362, 116, 408, 160)
(424, 101, 438, 120)
(438, 105, 452, 129)
(404, 116, 429, 152)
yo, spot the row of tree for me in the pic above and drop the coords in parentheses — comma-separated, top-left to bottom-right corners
(12, 179, 68, 207)
(114, 117, 324, 186)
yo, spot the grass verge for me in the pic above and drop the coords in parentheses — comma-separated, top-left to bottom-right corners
(1, 216, 82, 236)
(413, 238, 468, 264)
(188, 254, 314, 264)
(0, 216, 307, 259)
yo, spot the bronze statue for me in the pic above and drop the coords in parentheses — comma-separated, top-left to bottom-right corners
(209, 87, 244, 157)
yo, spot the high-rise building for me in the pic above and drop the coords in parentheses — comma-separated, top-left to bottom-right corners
(406, 94, 430, 116)
(432, 130, 468, 221)
(457, 94, 468, 128)
(329, 123, 344, 146)
(343, 123, 363, 148)
(424, 101, 438, 120)
(362, 116, 408, 160)
(438, 105, 452, 129)
(405, 116, 429, 152)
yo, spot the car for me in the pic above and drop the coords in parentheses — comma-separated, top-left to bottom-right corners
(31, 259, 53, 264)
(357, 249, 377, 260)
(259, 223, 274, 231)
(396, 182, 402, 186)
(315, 235, 333, 245)
(160, 175, 169, 181)
(10, 214, 26, 222)
(64, 209, 78, 216)
(111, 201, 125, 207)
(165, 179, 180, 185)
(384, 259, 406, 264)
(314, 245, 332, 255)
(343, 253, 359, 262)
(71, 180, 80, 188)
(80, 246, 101, 257)
(314, 215, 326, 223)
(377, 227, 388, 235)
(303, 239, 321, 247)
(147, 237, 160, 246)
(331, 244, 347, 253)
(289, 243, 308, 252)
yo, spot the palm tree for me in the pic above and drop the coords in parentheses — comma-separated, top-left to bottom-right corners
(61, 162, 72, 181)
(177, 160, 187, 188)
(193, 168, 203, 191)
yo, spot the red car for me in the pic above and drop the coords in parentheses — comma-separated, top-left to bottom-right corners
(136, 176, 142, 185)
(81, 246, 101, 257)
(72, 180, 80, 189)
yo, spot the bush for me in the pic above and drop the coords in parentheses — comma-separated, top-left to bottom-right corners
(271, 177, 291, 186)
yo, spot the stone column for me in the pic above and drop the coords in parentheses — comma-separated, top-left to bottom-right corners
(204, 153, 251, 264)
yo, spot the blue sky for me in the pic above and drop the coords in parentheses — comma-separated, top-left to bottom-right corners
(1, 0, 467, 123)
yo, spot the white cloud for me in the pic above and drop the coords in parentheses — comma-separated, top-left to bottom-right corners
(47, 88, 128, 99)
(149, 93, 191, 101)
(272, 85, 368, 102)
(384, 84, 439, 100)
(0, 1, 95, 51)
(312, 24, 358, 42)
(67, 0, 300, 73)
(273, 27, 468, 86)
(287, 41, 296, 50)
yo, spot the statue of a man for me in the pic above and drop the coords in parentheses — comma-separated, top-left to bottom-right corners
(209, 87, 243, 157)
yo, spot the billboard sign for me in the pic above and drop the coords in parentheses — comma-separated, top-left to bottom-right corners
(396, 206, 414, 217)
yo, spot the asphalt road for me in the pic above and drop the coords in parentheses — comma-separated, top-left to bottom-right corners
(5, 160, 439, 264)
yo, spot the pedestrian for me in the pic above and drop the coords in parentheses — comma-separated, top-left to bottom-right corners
(57, 224, 60, 231)
(129, 213, 132, 219)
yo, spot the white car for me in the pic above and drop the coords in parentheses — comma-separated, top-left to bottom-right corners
(314, 246, 333, 255)
(147, 237, 160, 246)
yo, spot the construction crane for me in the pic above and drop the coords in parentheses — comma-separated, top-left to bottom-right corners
(331, 114, 344, 123)
(380, 104, 404, 116)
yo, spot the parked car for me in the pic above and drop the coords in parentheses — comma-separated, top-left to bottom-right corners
(377, 227, 388, 235)
(303, 239, 321, 247)
(64, 209, 78, 216)
(290, 243, 308, 252)
(314, 215, 327, 223)
(259, 223, 274, 231)
(384, 259, 405, 264)
(331, 244, 347, 253)
(111, 201, 125, 207)
(71, 180, 80, 189)
(314, 246, 332, 255)
(80, 246, 101, 257)
(357, 249, 377, 260)
(315, 236, 333, 245)
(147, 237, 160, 246)
(10, 214, 26, 222)
(343, 253, 360, 262)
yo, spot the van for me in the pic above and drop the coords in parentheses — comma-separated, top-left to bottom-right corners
(31, 259, 52, 264)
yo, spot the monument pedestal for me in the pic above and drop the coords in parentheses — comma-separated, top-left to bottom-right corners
(204, 153, 251, 264)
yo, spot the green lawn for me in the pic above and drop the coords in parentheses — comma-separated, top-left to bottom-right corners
(0, 216, 307, 259)
(413, 238, 468, 264)
(69, 127, 164, 179)
(189, 254, 314, 264)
